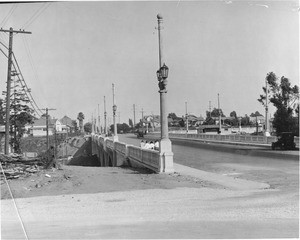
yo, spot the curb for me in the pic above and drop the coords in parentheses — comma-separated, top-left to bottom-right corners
(174, 163, 270, 191)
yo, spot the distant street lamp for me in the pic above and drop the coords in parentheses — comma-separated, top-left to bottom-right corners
(238, 116, 242, 133)
(156, 13, 174, 173)
(185, 101, 188, 136)
(112, 84, 118, 141)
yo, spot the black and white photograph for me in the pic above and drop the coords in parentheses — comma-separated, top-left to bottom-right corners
(0, 0, 299, 239)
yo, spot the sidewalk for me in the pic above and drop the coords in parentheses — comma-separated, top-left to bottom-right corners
(174, 163, 269, 190)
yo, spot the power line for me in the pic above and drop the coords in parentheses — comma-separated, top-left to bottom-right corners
(0, 4, 17, 27)
(12, 52, 43, 116)
(21, 35, 41, 94)
(0, 47, 8, 58)
(0, 44, 42, 118)
(0, 40, 8, 50)
(22, 3, 51, 29)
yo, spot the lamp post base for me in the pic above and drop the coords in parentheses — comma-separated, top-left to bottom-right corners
(264, 131, 270, 137)
(113, 135, 119, 142)
(159, 138, 174, 173)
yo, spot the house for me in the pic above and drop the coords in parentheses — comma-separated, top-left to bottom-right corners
(28, 117, 63, 136)
(60, 115, 75, 133)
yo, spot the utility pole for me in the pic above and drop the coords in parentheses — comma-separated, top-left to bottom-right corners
(209, 101, 212, 118)
(265, 79, 270, 136)
(1, 27, 32, 154)
(218, 93, 221, 134)
(40, 108, 56, 151)
(133, 104, 136, 129)
(141, 108, 144, 133)
(98, 104, 100, 134)
(151, 111, 154, 132)
(185, 101, 188, 135)
(104, 96, 107, 136)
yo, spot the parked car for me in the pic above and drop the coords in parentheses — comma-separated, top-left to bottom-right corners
(271, 132, 296, 150)
(136, 130, 144, 138)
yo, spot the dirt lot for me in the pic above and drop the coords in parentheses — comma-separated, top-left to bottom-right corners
(1, 163, 222, 200)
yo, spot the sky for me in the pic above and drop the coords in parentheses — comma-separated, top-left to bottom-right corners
(0, 0, 299, 126)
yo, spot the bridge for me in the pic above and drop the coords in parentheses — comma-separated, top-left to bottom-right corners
(89, 132, 299, 173)
(90, 134, 171, 173)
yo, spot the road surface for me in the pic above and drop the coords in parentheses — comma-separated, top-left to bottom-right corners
(1, 134, 298, 239)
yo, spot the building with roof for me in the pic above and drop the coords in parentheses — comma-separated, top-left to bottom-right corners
(60, 115, 75, 133)
(27, 117, 62, 136)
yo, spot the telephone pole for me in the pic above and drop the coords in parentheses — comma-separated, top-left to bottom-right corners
(209, 101, 212, 118)
(141, 108, 144, 133)
(133, 104, 136, 128)
(185, 101, 188, 135)
(98, 104, 100, 133)
(1, 27, 32, 154)
(104, 96, 107, 135)
(40, 108, 56, 151)
(218, 93, 221, 134)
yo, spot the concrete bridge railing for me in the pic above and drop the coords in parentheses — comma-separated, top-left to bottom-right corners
(90, 134, 165, 173)
(147, 132, 299, 148)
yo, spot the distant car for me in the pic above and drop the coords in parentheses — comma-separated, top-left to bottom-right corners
(271, 132, 296, 150)
(136, 131, 144, 138)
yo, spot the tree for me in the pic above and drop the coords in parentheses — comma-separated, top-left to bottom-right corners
(258, 72, 299, 135)
(128, 118, 133, 129)
(229, 111, 237, 118)
(210, 108, 225, 118)
(168, 113, 178, 120)
(72, 120, 78, 132)
(83, 122, 92, 133)
(2, 77, 34, 153)
(250, 111, 263, 117)
(77, 112, 85, 133)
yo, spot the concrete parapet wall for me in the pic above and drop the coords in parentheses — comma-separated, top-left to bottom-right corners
(90, 134, 163, 173)
(147, 132, 299, 148)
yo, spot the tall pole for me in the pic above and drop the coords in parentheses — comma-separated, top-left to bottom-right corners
(46, 108, 49, 150)
(157, 14, 168, 140)
(112, 84, 118, 141)
(104, 96, 107, 135)
(265, 79, 270, 136)
(133, 104, 136, 130)
(185, 101, 188, 135)
(98, 104, 100, 133)
(40, 108, 56, 150)
(141, 108, 144, 133)
(1, 27, 31, 154)
(218, 93, 221, 134)
(151, 111, 154, 132)
(157, 14, 173, 173)
(209, 101, 212, 118)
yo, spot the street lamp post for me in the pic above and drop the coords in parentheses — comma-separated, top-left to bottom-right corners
(156, 14, 174, 173)
(265, 79, 270, 136)
(104, 96, 107, 136)
(185, 101, 189, 136)
(112, 83, 118, 141)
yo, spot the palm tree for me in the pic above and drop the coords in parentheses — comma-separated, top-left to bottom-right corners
(77, 112, 85, 133)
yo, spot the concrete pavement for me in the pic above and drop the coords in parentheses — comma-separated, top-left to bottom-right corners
(174, 163, 270, 190)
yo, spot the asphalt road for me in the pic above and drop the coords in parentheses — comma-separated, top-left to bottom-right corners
(119, 134, 299, 194)
(2, 134, 299, 239)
